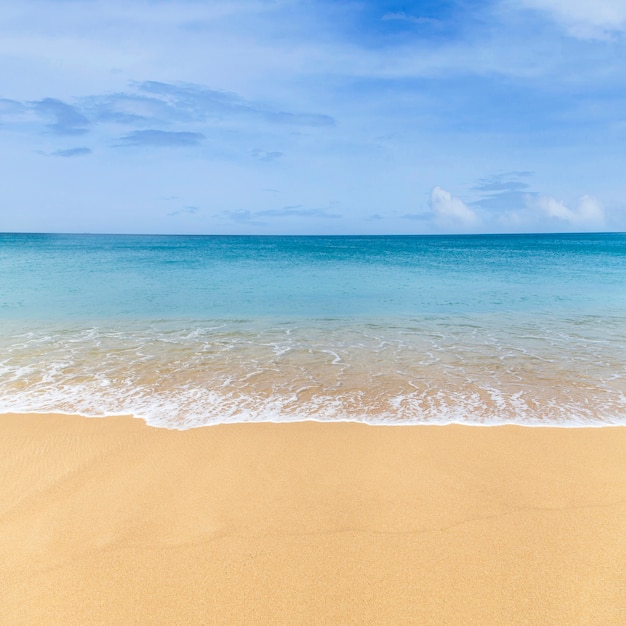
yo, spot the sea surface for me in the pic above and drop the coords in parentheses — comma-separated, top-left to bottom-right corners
(1, 232, 625, 428)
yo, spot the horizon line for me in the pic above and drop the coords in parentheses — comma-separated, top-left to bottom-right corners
(1, 230, 624, 238)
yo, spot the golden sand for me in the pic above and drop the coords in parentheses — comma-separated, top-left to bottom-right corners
(0, 413, 625, 625)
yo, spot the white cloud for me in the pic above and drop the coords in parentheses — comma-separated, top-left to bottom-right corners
(533, 194, 605, 227)
(577, 195, 606, 223)
(382, 12, 439, 26)
(430, 186, 478, 227)
(537, 195, 573, 220)
(510, 0, 626, 38)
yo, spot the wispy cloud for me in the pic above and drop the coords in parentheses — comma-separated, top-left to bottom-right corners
(472, 172, 533, 193)
(509, 0, 626, 38)
(167, 205, 200, 217)
(3, 79, 334, 161)
(222, 205, 340, 224)
(473, 190, 537, 213)
(82, 93, 169, 125)
(382, 12, 439, 26)
(221, 210, 265, 226)
(256, 206, 339, 218)
(251, 149, 283, 162)
(0, 98, 26, 116)
(33, 98, 90, 135)
(50, 147, 92, 158)
(134, 81, 334, 128)
(470, 172, 535, 215)
(117, 129, 205, 147)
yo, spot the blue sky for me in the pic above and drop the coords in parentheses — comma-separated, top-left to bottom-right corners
(1, 0, 626, 234)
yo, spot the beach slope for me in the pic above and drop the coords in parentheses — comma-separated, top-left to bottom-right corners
(1, 413, 624, 625)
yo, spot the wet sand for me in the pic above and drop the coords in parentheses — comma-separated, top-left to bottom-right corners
(0, 413, 625, 625)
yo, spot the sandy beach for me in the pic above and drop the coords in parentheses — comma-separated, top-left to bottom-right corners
(0, 413, 624, 625)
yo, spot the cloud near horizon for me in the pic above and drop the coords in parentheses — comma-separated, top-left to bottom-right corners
(430, 187, 479, 228)
(532, 194, 606, 227)
(414, 181, 611, 234)
(220, 206, 341, 227)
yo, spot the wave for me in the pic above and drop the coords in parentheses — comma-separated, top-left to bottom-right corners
(1, 318, 624, 428)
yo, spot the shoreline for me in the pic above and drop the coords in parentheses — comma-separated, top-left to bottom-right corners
(1, 412, 625, 624)
(2, 410, 625, 429)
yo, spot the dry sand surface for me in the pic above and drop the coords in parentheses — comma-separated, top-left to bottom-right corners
(0, 413, 625, 625)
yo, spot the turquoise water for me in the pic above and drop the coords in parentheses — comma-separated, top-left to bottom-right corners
(1, 233, 625, 426)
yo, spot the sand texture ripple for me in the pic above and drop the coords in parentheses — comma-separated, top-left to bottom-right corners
(0, 413, 625, 625)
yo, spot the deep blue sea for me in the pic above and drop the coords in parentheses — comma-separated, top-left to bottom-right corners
(1, 233, 625, 427)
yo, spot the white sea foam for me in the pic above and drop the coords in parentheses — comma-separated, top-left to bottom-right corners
(0, 318, 624, 429)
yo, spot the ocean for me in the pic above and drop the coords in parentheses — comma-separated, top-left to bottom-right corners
(1, 232, 624, 427)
